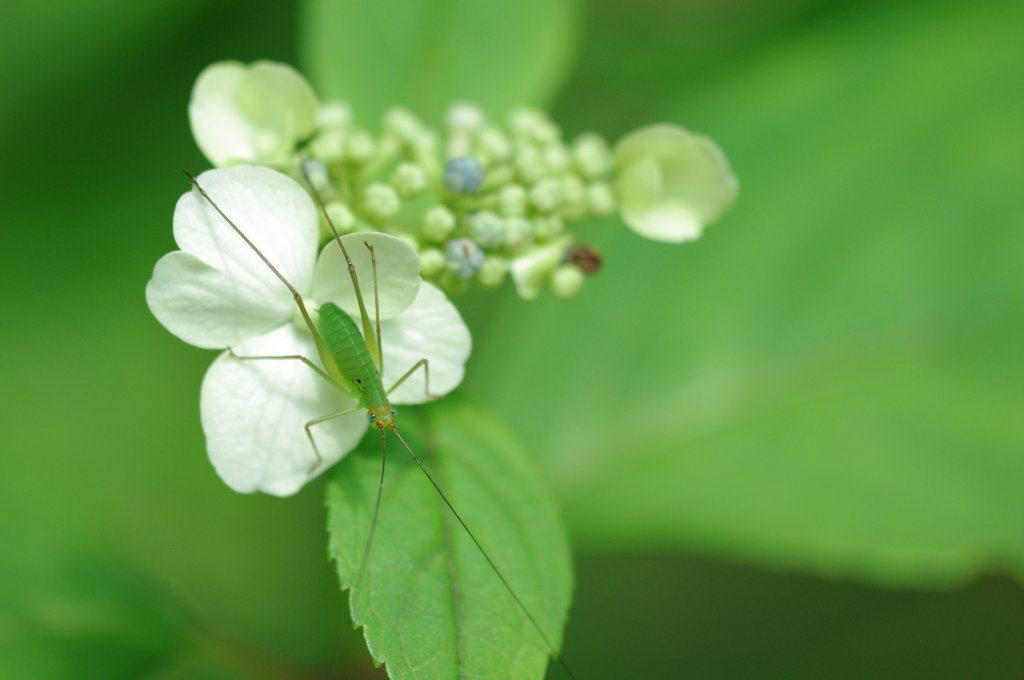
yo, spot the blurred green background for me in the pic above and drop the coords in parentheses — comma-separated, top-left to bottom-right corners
(2, 0, 1022, 678)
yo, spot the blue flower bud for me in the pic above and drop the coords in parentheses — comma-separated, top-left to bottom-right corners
(445, 238, 486, 278)
(444, 156, 485, 194)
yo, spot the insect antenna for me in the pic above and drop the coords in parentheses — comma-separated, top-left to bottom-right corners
(388, 423, 579, 680)
(351, 426, 388, 613)
(182, 169, 326, 349)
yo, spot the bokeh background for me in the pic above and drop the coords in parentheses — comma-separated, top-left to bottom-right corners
(2, 0, 1023, 678)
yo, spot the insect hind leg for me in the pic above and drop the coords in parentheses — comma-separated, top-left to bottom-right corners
(227, 348, 352, 394)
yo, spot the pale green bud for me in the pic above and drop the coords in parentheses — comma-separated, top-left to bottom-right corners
(532, 215, 564, 241)
(422, 205, 456, 241)
(346, 131, 376, 163)
(300, 158, 332, 194)
(509, 108, 560, 146)
(390, 162, 428, 198)
(588, 182, 616, 216)
(550, 264, 585, 300)
(383, 106, 422, 142)
(317, 101, 352, 129)
(503, 217, 533, 251)
(477, 256, 508, 288)
(466, 211, 504, 248)
(543, 144, 571, 174)
(446, 102, 485, 134)
(361, 183, 401, 222)
(419, 247, 446, 277)
(572, 132, 613, 178)
(529, 178, 562, 213)
(324, 201, 357, 232)
(310, 128, 347, 163)
(559, 174, 588, 218)
(478, 127, 512, 164)
(510, 235, 571, 300)
(445, 238, 485, 278)
(514, 145, 545, 184)
(410, 129, 440, 168)
(498, 184, 528, 216)
(444, 156, 485, 194)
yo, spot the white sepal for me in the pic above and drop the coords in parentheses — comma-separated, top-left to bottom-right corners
(200, 325, 364, 497)
(614, 124, 738, 243)
(380, 283, 472, 404)
(189, 61, 318, 167)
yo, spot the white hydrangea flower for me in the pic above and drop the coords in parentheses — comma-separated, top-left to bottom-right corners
(614, 124, 738, 243)
(145, 165, 472, 496)
(189, 61, 318, 167)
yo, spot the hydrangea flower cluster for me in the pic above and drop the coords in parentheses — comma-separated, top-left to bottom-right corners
(189, 60, 738, 302)
(146, 165, 471, 496)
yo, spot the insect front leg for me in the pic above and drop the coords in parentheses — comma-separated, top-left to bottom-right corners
(387, 359, 438, 401)
(304, 405, 366, 473)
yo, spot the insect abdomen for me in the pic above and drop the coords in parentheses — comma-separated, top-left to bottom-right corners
(318, 302, 387, 407)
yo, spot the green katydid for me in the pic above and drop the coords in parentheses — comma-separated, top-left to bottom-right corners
(183, 167, 577, 680)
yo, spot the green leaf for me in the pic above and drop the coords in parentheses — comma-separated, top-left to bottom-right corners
(326, 397, 573, 679)
(466, 0, 1024, 585)
(299, 0, 581, 124)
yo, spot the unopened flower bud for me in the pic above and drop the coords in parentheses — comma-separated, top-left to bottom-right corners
(310, 128, 347, 162)
(419, 247, 446, 277)
(466, 211, 504, 248)
(529, 178, 562, 213)
(543, 144, 571, 174)
(515, 145, 545, 184)
(346, 131, 376, 163)
(422, 205, 456, 242)
(510, 236, 571, 300)
(559, 175, 588, 218)
(324, 201, 357, 233)
(361, 183, 400, 222)
(550, 264, 585, 300)
(317, 101, 352, 129)
(444, 156, 485, 194)
(572, 132, 613, 178)
(503, 217, 533, 250)
(587, 182, 616, 216)
(390, 162, 428, 198)
(478, 128, 512, 164)
(533, 215, 564, 241)
(446, 102, 485, 134)
(301, 158, 332, 193)
(498, 184, 528, 216)
(445, 238, 485, 278)
(383, 107, 422, 142)
(477, 256, 508, 288)
(510, 108, 560, 146)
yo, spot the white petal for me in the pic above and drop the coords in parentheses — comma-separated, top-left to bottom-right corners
(614, 124, 738, 243)
(200, 324, 366, 496)
(169, 166, 319, 340)
(380, 283, 472, 404)
(146, 252, 288, 349)
(312, 232, 421, 320)
(189, 61, 318, 167)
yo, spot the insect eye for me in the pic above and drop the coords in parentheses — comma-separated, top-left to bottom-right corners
(367, 413, 376, 423)
(391, 407, 398, 417)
